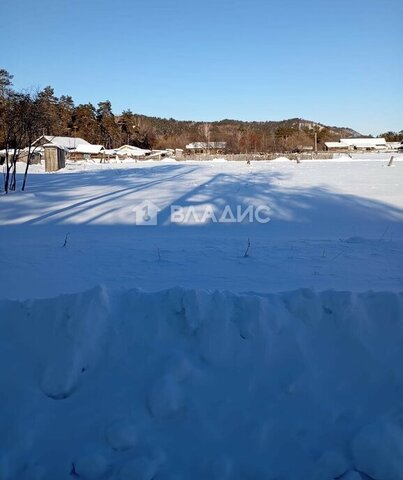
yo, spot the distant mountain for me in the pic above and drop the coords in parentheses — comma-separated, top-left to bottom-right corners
(273, 118, 361, 138)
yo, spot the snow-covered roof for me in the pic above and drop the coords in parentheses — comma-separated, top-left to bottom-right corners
(325, 142, 347, 149)
(72, 144, 105, 154)
(147, 150, 171, 158)
(340, 138, 387, 147)
(186, 142, 227, 149)
(20, 146, 44, 155)
(0, 148, 19, 156)
(116, 145, 151, 156)
(32, 135, 91, 150)
(326, 138, 388, 150)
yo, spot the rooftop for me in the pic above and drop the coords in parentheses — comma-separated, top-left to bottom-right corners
(32, 135, 91, 150)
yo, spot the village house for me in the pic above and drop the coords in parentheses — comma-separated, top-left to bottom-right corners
(28, 135, 94, 168)
(185, 142, 227, 154)
(0, 148, 20, 165)
(386, 142, 403, 151)
(341, 138, 387, 150)
(115, 145, 151, 159)
(325, 138, 388, 151)
(324, 142, 349, 151)
(32, 135, 91, 151)
(69, 144, 105, 161)
(16, 148, 43, 164)
(2, 135, 92, 166)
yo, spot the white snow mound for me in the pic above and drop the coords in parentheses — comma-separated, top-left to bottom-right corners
(0, 286, 403, 479)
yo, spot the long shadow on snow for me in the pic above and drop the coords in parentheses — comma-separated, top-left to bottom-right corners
(1, 165, 403, 239)
(20, 166, 199, 225)
(155, 170, 403, 238)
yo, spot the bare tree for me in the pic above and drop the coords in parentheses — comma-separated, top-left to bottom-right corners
(22, 93, 47, 191)
(1, 91, 45, 192)
(2, 93, 28, 192)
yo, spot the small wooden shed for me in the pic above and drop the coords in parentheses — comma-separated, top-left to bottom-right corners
(17, 149, 43, 165)
(44, 144, 66, 172)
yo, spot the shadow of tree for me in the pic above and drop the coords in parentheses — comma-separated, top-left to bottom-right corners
(1, 164, 402, 240)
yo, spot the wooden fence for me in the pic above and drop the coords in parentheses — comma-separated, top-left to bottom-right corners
(182, 152, 336, 162)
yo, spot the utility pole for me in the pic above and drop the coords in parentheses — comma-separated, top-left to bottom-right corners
(314, 132, 318, 154)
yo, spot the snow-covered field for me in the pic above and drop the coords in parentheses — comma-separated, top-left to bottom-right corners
(1, 156, 403, 479)
(1, 157, 403, 298)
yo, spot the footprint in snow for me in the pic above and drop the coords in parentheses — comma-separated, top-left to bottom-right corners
(105, 420, 138, 452)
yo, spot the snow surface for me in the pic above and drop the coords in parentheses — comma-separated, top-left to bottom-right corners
(1, 156, 403, 479)
(1, 157, 402, 298)
(1, 286, 403, 480)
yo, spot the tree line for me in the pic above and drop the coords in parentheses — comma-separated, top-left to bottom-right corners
(2, 68, 401, 192)
(0, 69, 157, 192)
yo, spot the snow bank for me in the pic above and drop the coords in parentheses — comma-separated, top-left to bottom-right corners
(1, 286, 403, 479)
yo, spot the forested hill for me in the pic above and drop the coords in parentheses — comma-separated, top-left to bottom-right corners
(132, 114, 361, 152)
(0, 68, 377, 153)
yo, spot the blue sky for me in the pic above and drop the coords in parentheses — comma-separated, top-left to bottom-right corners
(1, 0, 402, 135)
